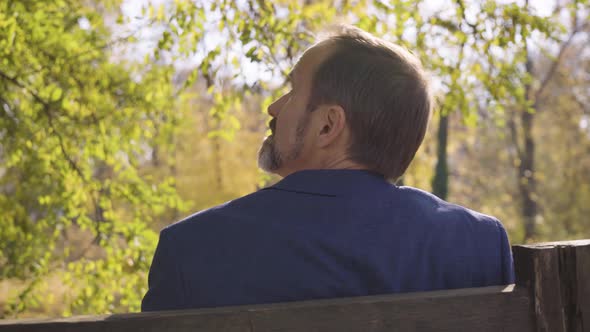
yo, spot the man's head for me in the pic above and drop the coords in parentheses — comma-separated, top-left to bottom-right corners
(258, 25, 432, 180)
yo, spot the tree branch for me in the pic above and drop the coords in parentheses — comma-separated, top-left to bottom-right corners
(572, 92, 590, 115)
(20, 19, 155, 77)
(534, 12, 583, 106)
(507, 108, 524, 161)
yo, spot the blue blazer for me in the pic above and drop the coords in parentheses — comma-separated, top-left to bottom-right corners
(142, 169, 514, 311)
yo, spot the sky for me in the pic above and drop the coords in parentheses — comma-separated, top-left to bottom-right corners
(117, 0, 273, 85)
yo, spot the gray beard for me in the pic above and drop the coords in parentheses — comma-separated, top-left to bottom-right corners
(257, 135, 283, 172)
(257, 116, 309, 173)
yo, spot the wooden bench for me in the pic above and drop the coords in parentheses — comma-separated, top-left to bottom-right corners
(1, 240, 589, 332)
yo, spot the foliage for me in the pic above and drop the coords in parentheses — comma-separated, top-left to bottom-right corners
(0, 0, 185, 316)
(448, 44, 590, 243)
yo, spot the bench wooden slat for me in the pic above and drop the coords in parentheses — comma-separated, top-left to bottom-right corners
(0, 285, 532, 332)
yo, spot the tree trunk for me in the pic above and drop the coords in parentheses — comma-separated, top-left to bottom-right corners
(519, 110, 537, 241)
(514, 0, 579, 241)
(432, 112, 449, 200)
(519, 49, 539, 241)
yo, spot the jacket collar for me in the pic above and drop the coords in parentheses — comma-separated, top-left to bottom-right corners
(266, 169, 392, 197)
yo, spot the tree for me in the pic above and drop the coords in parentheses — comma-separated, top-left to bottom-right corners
(444, 38, 590, 243)
(506, 0, 589, 241)
(533, 41, 590, 240)
(0, 0, 184, 316)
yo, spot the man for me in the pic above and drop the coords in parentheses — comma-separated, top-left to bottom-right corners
(141, 25, 514, 312)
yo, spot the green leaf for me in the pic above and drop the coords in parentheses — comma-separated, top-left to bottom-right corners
(51, 87, 63, 101)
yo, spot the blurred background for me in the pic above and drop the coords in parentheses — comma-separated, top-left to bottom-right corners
(0, 0, 589, 319)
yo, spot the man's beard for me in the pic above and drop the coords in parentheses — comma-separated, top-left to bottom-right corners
(258, 115, 308, 173)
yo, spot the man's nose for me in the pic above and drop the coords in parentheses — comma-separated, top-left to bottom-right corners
(267, 98, 280, 117)
(267, 93, 287, 117)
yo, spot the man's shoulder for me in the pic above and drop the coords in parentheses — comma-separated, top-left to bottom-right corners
(398, 185, 503, 228)
(162, 189, 273, 235)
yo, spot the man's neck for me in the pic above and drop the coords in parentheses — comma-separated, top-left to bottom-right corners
(278, 157, 369, 178)
(319, 158, 369, 171)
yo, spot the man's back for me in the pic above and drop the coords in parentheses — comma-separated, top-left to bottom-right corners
(142, 170, 514, 311)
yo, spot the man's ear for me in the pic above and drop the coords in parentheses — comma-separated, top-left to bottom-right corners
(316, 104, 347, 148)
